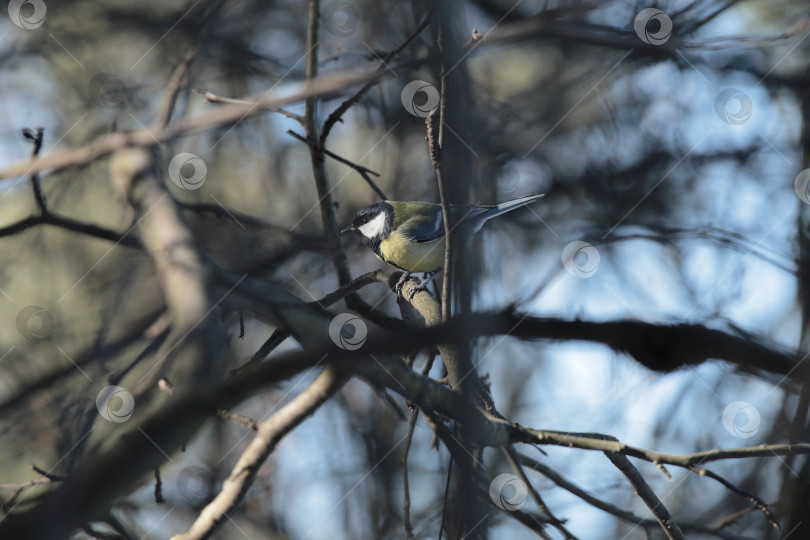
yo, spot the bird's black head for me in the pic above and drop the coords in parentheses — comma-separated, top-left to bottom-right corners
(350, 201, 392, 243)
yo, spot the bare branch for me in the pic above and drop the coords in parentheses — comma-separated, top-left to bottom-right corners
(171, 368, 346, 540)
(154, 50, 196, 130)
(0, 67, 388, 182)
(286, 129, 387, 200)
(195, 89, 304, 124)
(520, 453, 753, 540)
(603, 452, 685, 540)
(0, 213, 141, 247)
(319, 11, 433, 144)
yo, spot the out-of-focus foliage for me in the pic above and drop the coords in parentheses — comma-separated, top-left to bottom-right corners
(1, 0, 809, 538)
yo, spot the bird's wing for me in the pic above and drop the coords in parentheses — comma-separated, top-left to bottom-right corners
(395, 194, 544, 241)
(396, 211, 446, 243)
(398, 204, 494, 242)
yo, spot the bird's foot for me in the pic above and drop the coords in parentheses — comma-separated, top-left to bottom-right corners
(394, 271, 414, 296)
(406, 279, 430, 300)
(405, 270, 441, 300)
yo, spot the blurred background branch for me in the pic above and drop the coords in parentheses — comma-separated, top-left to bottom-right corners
(0, 0, 809, 538)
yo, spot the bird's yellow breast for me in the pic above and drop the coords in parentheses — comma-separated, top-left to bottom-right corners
(379, 231, 445, 273)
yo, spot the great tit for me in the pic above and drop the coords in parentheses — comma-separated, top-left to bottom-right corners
(343, 194, 544, 278)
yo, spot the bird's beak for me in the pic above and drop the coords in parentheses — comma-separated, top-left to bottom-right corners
(340, 225, 355, 235)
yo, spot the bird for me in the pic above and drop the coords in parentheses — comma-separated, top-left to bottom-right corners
(342, 194, 543, 295)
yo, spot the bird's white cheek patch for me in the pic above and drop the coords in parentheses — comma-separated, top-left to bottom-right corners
(357, 212, 387, 239)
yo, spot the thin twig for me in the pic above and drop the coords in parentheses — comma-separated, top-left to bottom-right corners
(195, 89, 304, 124)
(303, 0, 353, 289)
(502, 447, 576, 539)
(401, 351, 438, 539)
(437, 452, 452, 540)
(693, 466, 779, 529)
(520, 453, 752, 540)
(514, 427, 788, 529)
(604, 451, 685, 540)
(23, 128, 47, 216)
(154, 50, 196, 129)
(29, 465, 65, 482)
(0, 213, 141, 247)
(232, 270, 397, 374)
(286, 130, 387, 200)
(154, 468, 164, 504)
(431, 63, 451, 323)
(400, 410, 419, 540)
(218, 410, 258, 431)
(320, 11, 434, 144)
(172, 368, 346, 540)
(0, 67, 390, 182)
(1, 464, 64, 512)
(312, 269, 390, 308)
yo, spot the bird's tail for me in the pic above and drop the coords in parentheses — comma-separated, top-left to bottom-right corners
(470, 193, 544, 231)
(491, 193, 545, 215)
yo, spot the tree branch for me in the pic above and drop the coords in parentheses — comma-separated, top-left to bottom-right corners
(0, 213, 141, 247)
(520, 453, 753, 540)
(319, 10, 433, 143)
(172, 368, 346, 540)
(603, 451, 685, 540)
(195, 89, 304, 124)
(286, 129, 387, 200)
(0, 67, 389, 182)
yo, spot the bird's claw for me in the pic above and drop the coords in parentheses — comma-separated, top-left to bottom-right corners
(396, 270, 440, 300)
(394, 271, 414, 296)
(406, 279, 430, 301)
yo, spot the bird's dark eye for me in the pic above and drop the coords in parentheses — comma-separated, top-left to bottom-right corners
(354, 211, 374, 227)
